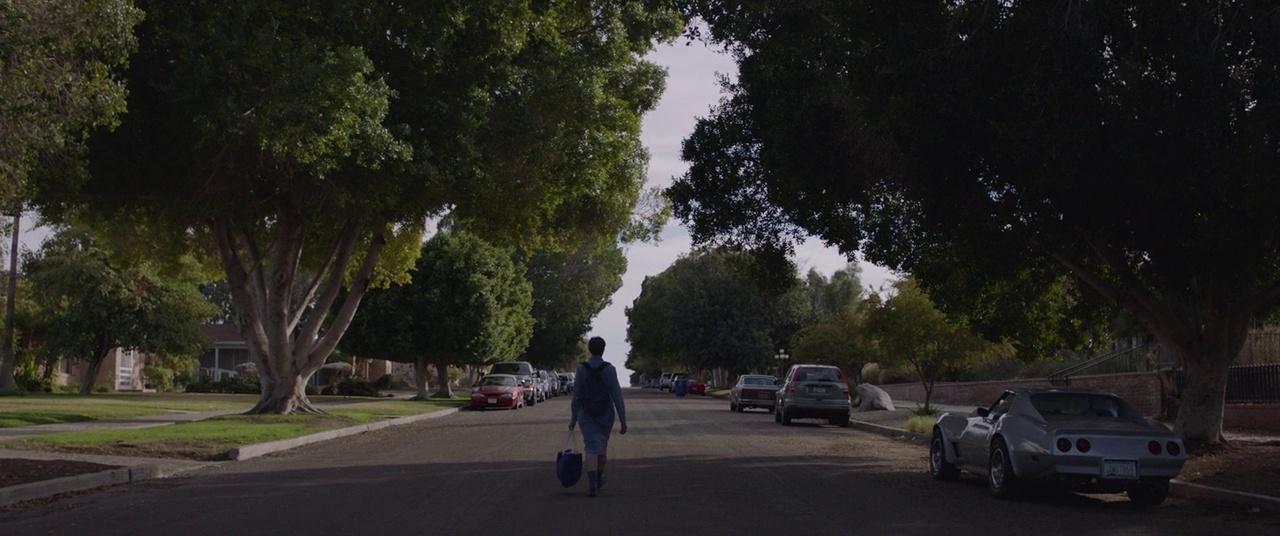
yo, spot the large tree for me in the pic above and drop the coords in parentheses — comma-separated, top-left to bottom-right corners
(0, 0, 141, 391)
(25, 230, 213, 394)
(673, 0, 1280, 446)
(342, 231, 533, 399)
(626, 249, 807, 375)
(44, 1, 682, 413)
(519, 236, 627, 370)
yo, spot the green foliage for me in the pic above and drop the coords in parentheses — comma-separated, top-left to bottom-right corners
(184, 376, 260, 395)
(519, 236, 627, 369)
(626, 249, 806, 374)
(868, 279, 1011, 410)
(342, 231, 534, 366)
(0, 0, 141, 206)
(24, 229, 215, 388)
(905, 415, 936, 436)
(141, 367, 174, 392)
(334, 378, 381, 398)
(675, 0, 1280, 442)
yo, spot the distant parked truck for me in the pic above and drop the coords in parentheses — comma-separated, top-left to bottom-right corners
(658, 372, 676, 391)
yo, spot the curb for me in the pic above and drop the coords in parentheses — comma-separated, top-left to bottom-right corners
(230, 407, 460, 461)
(0, 463, 203, 507)
(850, 418, 1280, 510)
(1171, 479, 1280, 511)
(848, 419, 928, 444)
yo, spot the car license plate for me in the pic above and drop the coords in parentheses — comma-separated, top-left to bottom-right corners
(487, 398, 497, 404)
(1102, 460, 1137, 479)
(811, 386, 828, 394)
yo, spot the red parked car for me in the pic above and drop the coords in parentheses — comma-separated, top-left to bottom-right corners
(686, 378, 708, 396)
(471, 374, 525, 410)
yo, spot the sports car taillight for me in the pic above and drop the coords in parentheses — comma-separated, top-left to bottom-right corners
(1166, 441, 1181, 456)
(1076, 438, 1091, 453)
(1147, 440, 1162, 455)
(1056, 438, 1071, 452)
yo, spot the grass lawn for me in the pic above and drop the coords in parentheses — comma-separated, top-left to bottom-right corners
(0, 393, 260, 428)
(8, 398, 466, 460)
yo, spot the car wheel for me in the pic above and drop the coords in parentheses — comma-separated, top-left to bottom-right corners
(987, 437, 1019, 499)
(1127, 478, 1170, 507)
(831, 415, 850, 427)
(930, 432, 960, 481)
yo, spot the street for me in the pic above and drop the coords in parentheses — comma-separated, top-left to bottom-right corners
(2, 390, 1275, 536)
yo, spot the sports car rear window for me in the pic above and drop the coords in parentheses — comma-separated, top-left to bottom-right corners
(1031, 393, 1125, 419)
(742, 376, 775, 385)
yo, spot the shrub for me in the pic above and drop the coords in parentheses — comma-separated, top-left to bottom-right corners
(184, 375, 260, 394)
(860, 363, 881, 384)
(372, 374, 411, 391)
(335, 378, 381, 397)
(143, 367, 175, 392)
(906, 415, 935, 435)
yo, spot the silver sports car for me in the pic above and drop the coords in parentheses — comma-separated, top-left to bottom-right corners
(930, 388, 1186, 505)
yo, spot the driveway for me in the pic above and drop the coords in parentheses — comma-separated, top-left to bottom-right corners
(1, 390, 1274, 535)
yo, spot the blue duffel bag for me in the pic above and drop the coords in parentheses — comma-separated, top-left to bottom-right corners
(557, 430, 583, 488)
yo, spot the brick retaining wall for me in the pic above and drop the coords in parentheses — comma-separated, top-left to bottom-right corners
(879, 373, 1278, 432)
(877, 371, 1164, 415)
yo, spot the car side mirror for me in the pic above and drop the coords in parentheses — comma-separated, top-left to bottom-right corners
(975, 407, 990, 418)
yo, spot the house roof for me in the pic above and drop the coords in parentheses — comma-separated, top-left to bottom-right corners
(200, 324, 244, 346)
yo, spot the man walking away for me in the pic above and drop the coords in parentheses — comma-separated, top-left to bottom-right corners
(569, 336, 627, 497)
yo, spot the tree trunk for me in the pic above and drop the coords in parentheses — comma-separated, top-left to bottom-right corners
(0, 212, 20, 391)
(79, 351, 109, 395)
(212, 215, 390, 415)
(1172, 346, 1236, 449)
(434, 360, 452, 398)
(413, 355, 430, 400)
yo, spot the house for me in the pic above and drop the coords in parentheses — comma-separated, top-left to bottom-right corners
(199, 324, 251, 380)
(63, 348, 155, 392)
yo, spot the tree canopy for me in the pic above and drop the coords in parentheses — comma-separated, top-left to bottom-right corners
(519, 236, 627, 370)
(672, 0, 1280, 445)
(40, 0, 683, 413)
(342, 231, 533, 398)
(25, 229, 214, 394)
(626, 249, 807, 376)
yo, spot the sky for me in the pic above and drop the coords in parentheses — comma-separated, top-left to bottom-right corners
(591, 37, 896, 385)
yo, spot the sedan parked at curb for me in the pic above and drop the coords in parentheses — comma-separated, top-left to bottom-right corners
(730, 374, 777, 412)
(686, 377, 708, 396)
(489, 361, 540, 405)
(470, 374, 525, 410)
(930, 388, 1186, 506)
(775, 364, 851, 427)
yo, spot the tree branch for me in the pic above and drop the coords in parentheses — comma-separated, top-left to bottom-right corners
(288, 222, 355, 333)
(294, 223, 363, 352)
(305, 227, 389, 367)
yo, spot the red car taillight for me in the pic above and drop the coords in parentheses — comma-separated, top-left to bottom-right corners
(1166, 441, 1181, 456)
(1057, 438, 1072, 452)
(1076, 438, 1092, 453)
(1147, 440, 1162, 455)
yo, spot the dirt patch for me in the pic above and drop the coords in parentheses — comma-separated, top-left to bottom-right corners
(1180, 442, 1280, 498)
(0, 458, 119, 488)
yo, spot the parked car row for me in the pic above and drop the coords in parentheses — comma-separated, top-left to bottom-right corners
(472, 361, 574, 410)
(648, 372, 708, 395)
(724, 364, 1183, 505)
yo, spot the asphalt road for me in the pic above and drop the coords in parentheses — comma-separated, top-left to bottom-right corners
(2, 389, 1276, 535)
